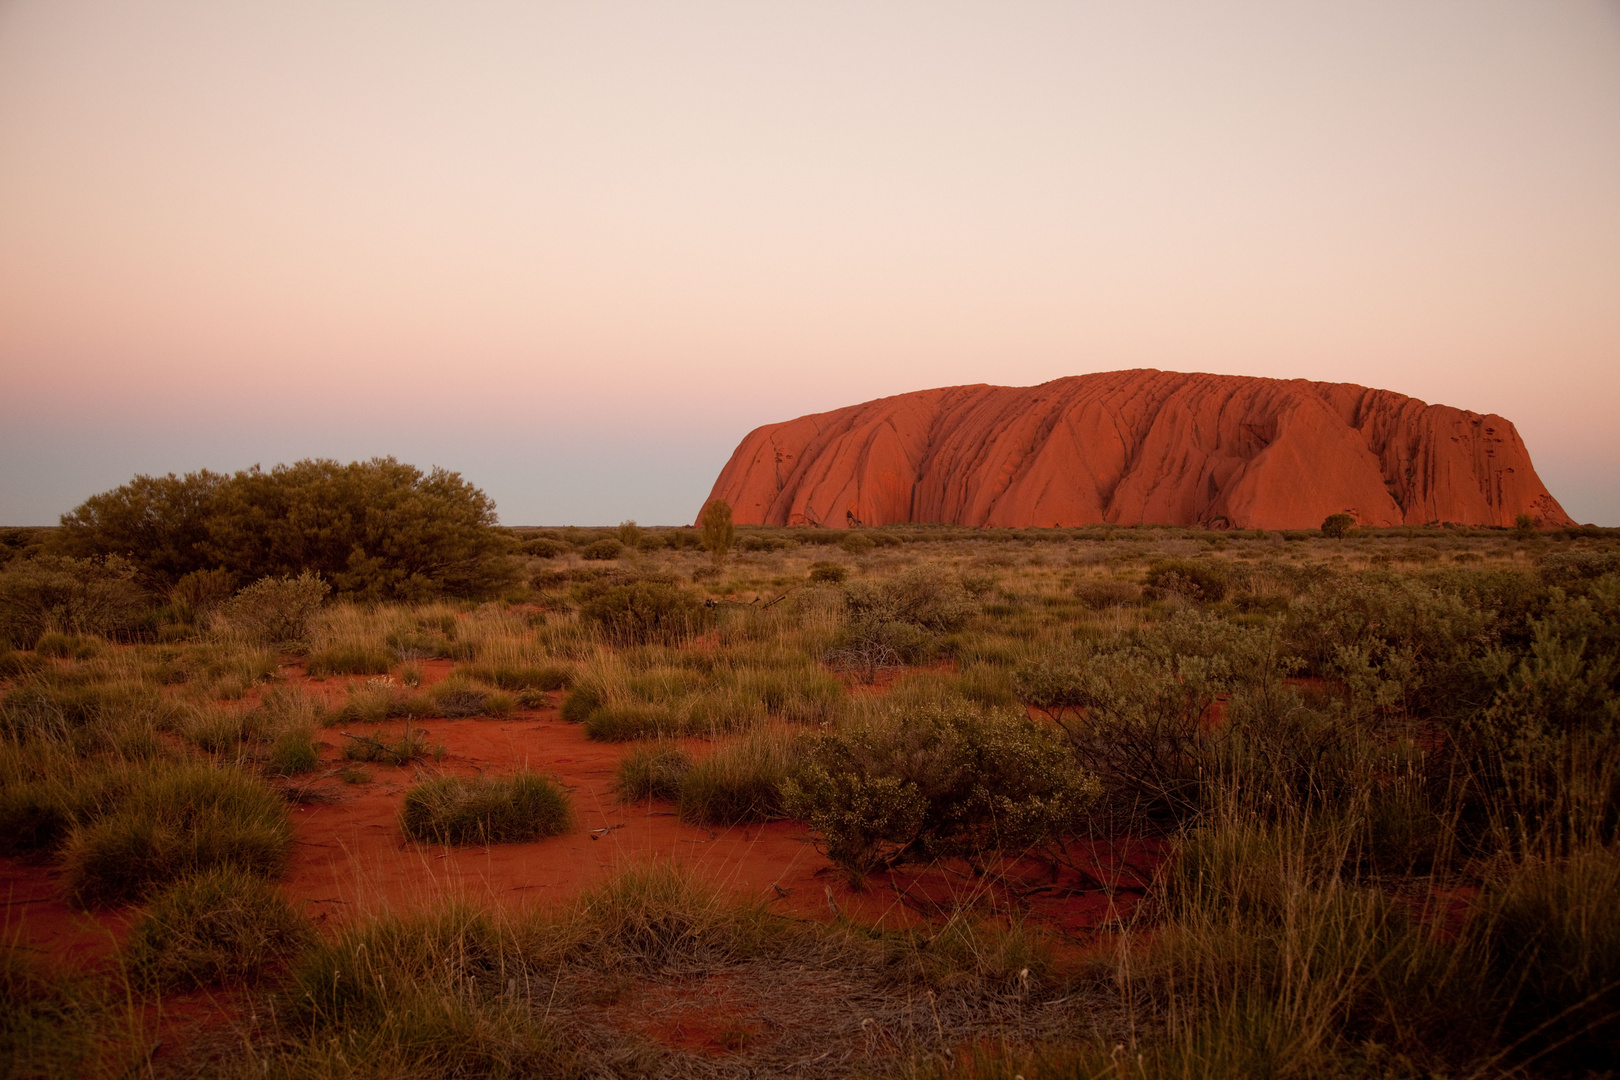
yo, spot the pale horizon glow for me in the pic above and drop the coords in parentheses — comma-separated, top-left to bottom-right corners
(3, 1, 1617, 524)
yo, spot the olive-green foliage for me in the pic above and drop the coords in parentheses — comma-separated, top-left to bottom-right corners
(678, 730, 800, 825)
(340, 727, 442, 766)
(614, 740, 693, 802)
(1, 938, 107, 1080)
(426, 676, 516, 718)
(559, 682, 602, 723)
(217, 571, 330, 645)
(832, 566, 978, 676)
(59, 762, 294, 908)
(582, 702, 682, 741)
(522, 537, 571, 559)
(1144, 557, 1229, 602)
(576, 577, 711, 645)
(580, 538, 623, 561)
(401, 772, 573, 845)
(1320, 512, 1356, 538)
(784, 699, 1097, 883)
(1072, 578, 1141, 608)
(168, 567, 235, 623)
(125, 866, 314, 989)
(808, 561, 847, 584)
(701, 498, 735, 564)
(0, 554, 146, 649)
(60, 457, 518, 600)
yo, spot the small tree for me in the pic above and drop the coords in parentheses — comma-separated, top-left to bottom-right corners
(1321, 513, 1356, 539)
(1514, 512, 1537, 540)
(616, 520, 642, 547)
(700, 500, 734, 565)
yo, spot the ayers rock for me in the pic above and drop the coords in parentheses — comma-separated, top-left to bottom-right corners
(702, 370, 1573, 531)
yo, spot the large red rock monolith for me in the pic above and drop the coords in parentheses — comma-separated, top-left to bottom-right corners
(701, 370, 1572, 530)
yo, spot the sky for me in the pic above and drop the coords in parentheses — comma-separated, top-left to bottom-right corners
(2, 1, 1617, 526)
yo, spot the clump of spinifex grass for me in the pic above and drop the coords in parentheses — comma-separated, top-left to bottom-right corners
(401, 772, 572, 845)
(613, 740, 693, 803)
(339, 726, 442, 766)
(124, 866, 314, 989)
(678, 729, 802, 825)
(60, 762, 294, 908)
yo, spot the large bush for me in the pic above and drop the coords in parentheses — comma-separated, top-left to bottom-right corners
(0, 555, 147, 649)
(784, 700, 1097, 884)
(829, 566, 978, 678)
(59, 458, 517, 600)
(576, 577, 712, 646)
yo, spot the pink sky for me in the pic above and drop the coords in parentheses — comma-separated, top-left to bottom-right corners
(3, 1, 1617, 524)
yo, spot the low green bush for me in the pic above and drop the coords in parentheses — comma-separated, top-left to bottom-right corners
(60, 763, 293, 908)
(1144, 558, 1229, 602)
(125, 867, 313, 989)
(679, 731, 800, 825)
(459, 661, 570, 692)
(426, 678, 515, 719)
(401, 772, 572, 845)
(784, 700, 1097, 884)
(560, 682, 603, 723)
(217, 571, 329, 644)
(808, 561, 848, 584)
(614, 741, 693, 803)
(580, 539, 623, 561)
(577, 577, 712, 645)
(583, 703, 681, 741)
(340, 727, 442, 766)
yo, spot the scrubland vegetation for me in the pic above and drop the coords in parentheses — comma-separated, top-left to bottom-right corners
(2, 472, 1618, 1077)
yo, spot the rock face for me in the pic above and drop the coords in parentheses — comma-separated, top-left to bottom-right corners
(702, 370, 1573, 530)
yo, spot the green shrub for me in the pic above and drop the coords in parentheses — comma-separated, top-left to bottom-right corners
(340, 727, 442, 766)
(124, 867, 313, 989)
(62, 457, 519, 600)
(1321, 512, 1357, 538)
(304, 643, 393, 676)
(784, 700, 1097, 884)
(1072, 578, 1141, 608)
(168, 567, 235, 623)
(678, 731, 800, 825)
(808, 561, 847, 584)
(1, 937, 104, 1078)
(1145, 558, 1229, 602)
(33, 633, 100, 661)
(840, 532, 875, 554)
(60, 763, 294, 908)
(0, 555, 147, 649)
(426, 678, 515, 719)
(614, 741, 693, 802)
(560, 682, 603, 723)
(401, 772, 572, 845)
(217, 571, 329, 644)
(460, 661, 570, 692)
(583, 703, 682, 741)
(577, 578, 711, 645)
(268, 729, 320, 775)
(701, 499, 735, 564)
(580, 539, 623, 561)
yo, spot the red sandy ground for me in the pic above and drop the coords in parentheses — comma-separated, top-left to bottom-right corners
(0, 659, 1165, 1063)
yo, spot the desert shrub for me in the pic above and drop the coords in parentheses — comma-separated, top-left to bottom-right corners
(808, 561, 847, 584)
(268, 729, 320, 775)
(427, 677, 516, 719)
(1455, 575, 1620, 850)
(401, 772, 572, 845)
(460, 660, 570, 692)
(678, 730, 801, 825)
(840, 532, 875, 554)
(784, 700, 1097, 883)
(577, 578, 711, 645)
(614, 741, 693, 802)
(0, 648, 42, 680)
(124, 866, 313, 989)
(60, 763, 293, 908)
(1144, 558, 1229, 602)
(616, 520, 642, 547)
(1072, 578, 1141, 608)
(62, 458, 518, 600)
(1, 938, 105, 1079)
(322, 676, 434, 726)
(1320, 512, 1357, 538)
(0, 555, 147, 649)
(580, 538, 623, 561)
(701, 499, 735, 564)
(1540, 547, 1620, 590)
(168, 567, 235, 623)
(831, 566, 979, 679)
(583, 703, 682, 741)
(522, 537, 571, 559)
(304, 642, 393, 676)
(559, 682, 603, 723)
(217, 571, 329, 645)
(340, 727, 443, 766)
(32, 633, 100, 661)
